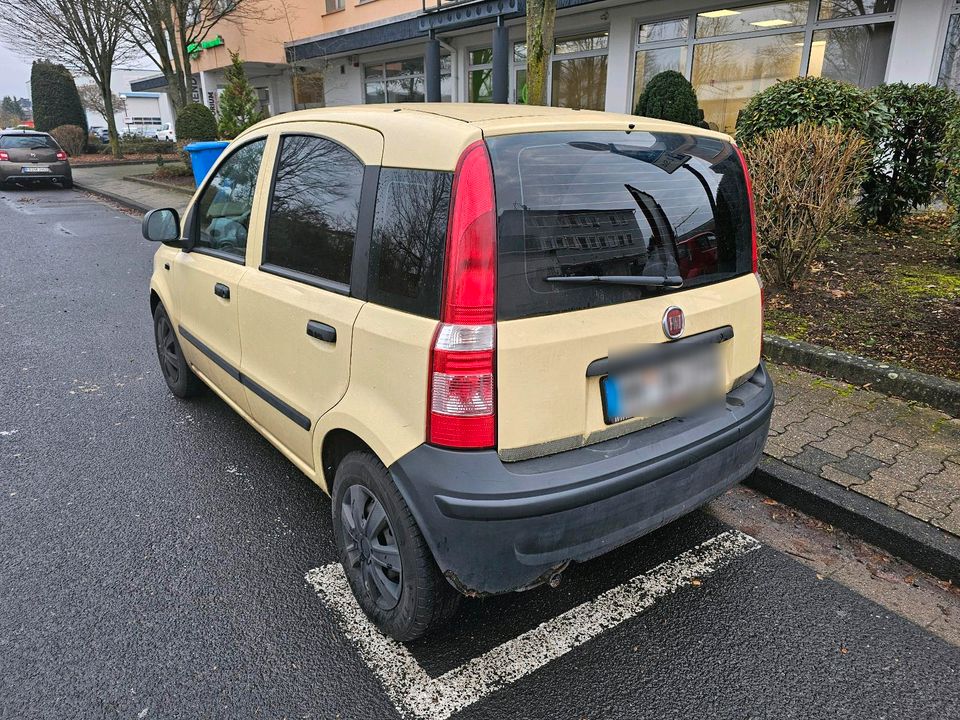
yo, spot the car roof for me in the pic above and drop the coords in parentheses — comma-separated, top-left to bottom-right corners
(0, 130, 51, 136)
(240, 103, 731, 172)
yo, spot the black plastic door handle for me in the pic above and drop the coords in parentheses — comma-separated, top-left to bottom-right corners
(214, 283, 230, 299)
(307, 320, 336, 343)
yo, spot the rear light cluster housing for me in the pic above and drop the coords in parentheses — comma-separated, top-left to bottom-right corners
(56, 151, 68, 160)
(0, 151, 8, 161)
(733, 143, 764, 336)
(428, 141, 497, 449)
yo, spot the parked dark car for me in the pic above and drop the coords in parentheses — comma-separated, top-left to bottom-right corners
(0, 131, 73, 189)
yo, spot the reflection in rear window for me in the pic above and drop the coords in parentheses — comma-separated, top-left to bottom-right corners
(486, 131, 753, 320)
(0, 134, 59, 149)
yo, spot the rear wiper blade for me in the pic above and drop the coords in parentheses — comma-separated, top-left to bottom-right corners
(545, 275, 683, 288)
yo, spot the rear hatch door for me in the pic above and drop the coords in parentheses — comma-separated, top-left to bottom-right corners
(487, 130, 761, 460)
(2, 134, 61, 164)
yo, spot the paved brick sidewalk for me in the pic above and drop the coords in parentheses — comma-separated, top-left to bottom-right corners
(73, 163, 189, 212)
(766, 363, 960, 536)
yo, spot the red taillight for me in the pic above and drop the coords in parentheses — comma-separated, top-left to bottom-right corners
(428, 140, 497, 449)
(733, 143, 758, 275)
(734, 143, 765, 345)
(0, 151, 8, 161)
(56, 151, 68, 160)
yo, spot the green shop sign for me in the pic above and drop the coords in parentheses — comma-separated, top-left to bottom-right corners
(186, 35, 224, 54)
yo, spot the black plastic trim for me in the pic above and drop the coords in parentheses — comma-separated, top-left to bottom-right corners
(259, 263, 350, 295)
(350, 164, 380, 301)
(585, 325, 735, 378)
(178, 325, 240, 381)
(178, 324, 311, 431)
(307, 320, 337, 343)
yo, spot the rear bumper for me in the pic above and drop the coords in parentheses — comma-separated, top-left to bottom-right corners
(389, 362, 774, 595)
(0, 161, 72, 183)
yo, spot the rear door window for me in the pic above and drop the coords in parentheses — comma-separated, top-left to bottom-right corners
(486, 131, 753, 320)
(263, 134, 364, 288)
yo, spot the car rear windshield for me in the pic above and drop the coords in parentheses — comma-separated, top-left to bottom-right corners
(486, 131, 753, 320)
(0, 134, 59, 149)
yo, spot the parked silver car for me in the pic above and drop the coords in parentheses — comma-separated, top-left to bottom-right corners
(0, 131, 73, 189)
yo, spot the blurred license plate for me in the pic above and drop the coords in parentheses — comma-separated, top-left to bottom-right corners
(601, 345, 721, 424)
(22, 167, 50, 173)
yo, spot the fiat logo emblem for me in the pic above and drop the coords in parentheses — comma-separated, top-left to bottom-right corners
(662, 306, 685, 339)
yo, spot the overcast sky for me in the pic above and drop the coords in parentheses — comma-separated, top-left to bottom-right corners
(0, 44, 35, 100)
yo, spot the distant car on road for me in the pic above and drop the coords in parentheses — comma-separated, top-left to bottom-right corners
(0, 130, 72, 189)
(154, 123, 176, 142)
(89, 126, 111, 143)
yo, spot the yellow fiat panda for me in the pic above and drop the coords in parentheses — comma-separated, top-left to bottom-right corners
(142, 104, 772, 641)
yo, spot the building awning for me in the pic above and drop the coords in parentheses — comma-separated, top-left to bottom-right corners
(130, 75, 168, 92)
(285, 0, 600, 62)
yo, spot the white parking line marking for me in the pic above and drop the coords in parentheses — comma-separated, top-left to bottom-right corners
(306, 529, 760, 720)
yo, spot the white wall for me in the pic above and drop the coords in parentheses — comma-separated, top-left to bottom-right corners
(79, 67, 174, 132)
(886, 0, 951, 83)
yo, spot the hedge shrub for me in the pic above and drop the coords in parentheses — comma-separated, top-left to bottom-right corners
(745, 124, 869, 286)
(859, 83, 960, 227)
(176, 103, 217, 142)
(634, 70, 701, 127)
(735, 76, 886, 146)
(943, 112, 960, 246)
(50, 125, 86, 156)
(31, 61, 87, 134)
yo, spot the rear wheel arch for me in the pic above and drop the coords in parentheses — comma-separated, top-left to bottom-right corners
(321, 429, 377, 495)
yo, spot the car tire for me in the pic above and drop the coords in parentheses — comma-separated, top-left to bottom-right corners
(61, 178, 73, 189)
(153, 303, 203, 398)
(332, 451, 461, 642)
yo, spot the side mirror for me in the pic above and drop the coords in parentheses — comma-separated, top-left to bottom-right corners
(142, 208, 180, 243)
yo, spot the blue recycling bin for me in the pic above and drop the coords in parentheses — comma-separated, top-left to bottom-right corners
(185, 141, 230, 186)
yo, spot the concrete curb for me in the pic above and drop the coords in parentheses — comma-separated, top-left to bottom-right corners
(124, 174, 195, 195)
(71, 160, 173, 169)
(746, 456, 960, 584)
(763, 334, 960, 417)
(73, 182, 151, 214)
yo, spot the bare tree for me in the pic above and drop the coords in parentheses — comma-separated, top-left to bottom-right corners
(525, 0, 556, 105)
(126, 0, 266, 114)
(0, 0, 133, 157)
(79, 84, 127, 122)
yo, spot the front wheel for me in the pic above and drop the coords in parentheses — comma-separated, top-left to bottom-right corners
(153, 303, 202, 398)
(332, 451, 460, 641)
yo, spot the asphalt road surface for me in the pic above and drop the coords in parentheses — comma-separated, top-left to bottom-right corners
(1, 187, 958, 720)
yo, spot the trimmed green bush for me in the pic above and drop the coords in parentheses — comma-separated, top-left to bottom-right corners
(859, 83, 960, 227)
(50, 125, 86, 156)
(943, 112, 960, 247)
(217, 51, 264, 139)
(735, 76, 886, 146)
(31, 60, 87, 134)
(634, 70, 701, 127)
(154, 162, 193, 179)
(175, 103, 217, 142)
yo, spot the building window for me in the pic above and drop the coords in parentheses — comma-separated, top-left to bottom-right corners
(633, 0, 896, 133)
(364, 55, 451, 104)
(938, 3, 960, 92)
(468, 48, 494, 103)
(551, 32, 608, 111)
(809, 24, 892, 87)
(325, 0, 344, 13)
(510, 32, 607, 110)
(292, 68, 325, 110)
